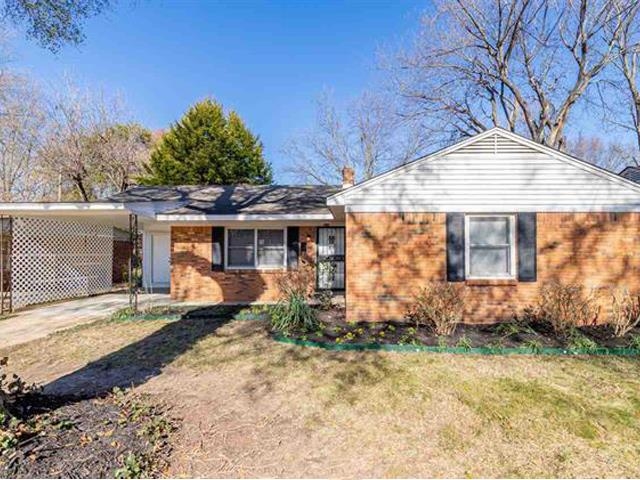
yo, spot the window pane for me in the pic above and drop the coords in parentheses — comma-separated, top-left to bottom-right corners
(469, 217, 509, 245)
(257, 229, 283, 247)
(257, 229, 284, 267)
(470, 246, 510, 277)
(228, 229, 254, 267)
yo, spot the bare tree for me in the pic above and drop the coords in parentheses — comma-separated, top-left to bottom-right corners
(282, 91, 352, 185)
(283, 90, 426, 184)
(88, 123, 153, 198)
(39, 79, 149, 201)
(0, 73, 49, 200)
(392, 0, 636, 149)
(601, 2, 640, 153)
(566, 133, 637, 171)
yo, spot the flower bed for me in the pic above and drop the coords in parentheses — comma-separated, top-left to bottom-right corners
(274, 308, 640, 355)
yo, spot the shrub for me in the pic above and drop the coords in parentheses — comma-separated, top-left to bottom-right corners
(406, 282, 465, 336)
(566, 331, 600, 353)
(627, 334, 640, 350)
(456, 335, 472, 351)
(275, 268, 314, 300)
(114, 452, 144, 479)
(522, 339, 543, 354)
(270, 293, 318, 333)
(1, 357, 41, 456)
(495, 321, 536, 338)
(111, 306, 135, 322)
(610, 289, 640, 337)
(271, 293, 318, 333)
(1, 357, 40, 419)
(315, 290, 334, 310)
(270, 269, 318, 333)
(536, 281, 599, 335)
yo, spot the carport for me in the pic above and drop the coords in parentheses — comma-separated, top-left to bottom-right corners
(0, 202, 149, 313)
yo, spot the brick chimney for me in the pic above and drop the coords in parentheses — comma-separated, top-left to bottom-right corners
(342, 166, 355, 189)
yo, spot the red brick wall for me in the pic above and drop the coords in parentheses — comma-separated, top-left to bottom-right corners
(112, 240, 131, 284)
(346, 212, 640, 323)
(170, 226, 317, 303)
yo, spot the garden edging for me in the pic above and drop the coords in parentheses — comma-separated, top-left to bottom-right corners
(273, 333, 640, 356)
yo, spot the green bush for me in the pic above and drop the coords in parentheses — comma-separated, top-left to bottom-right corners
(522, 339, 543, 354)
(315, 290, 334, 310)
(270, 293, 318, 333)
(567, 331, 600, 353)
(456, 335, 472, 351)
(114, 452, 144, 479)
(627, 334, 640, 350)
(406, 282, 465, 336)
(111, 306, 135, 322)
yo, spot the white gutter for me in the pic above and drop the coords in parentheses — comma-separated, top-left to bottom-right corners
(0, 202, 126, 212)
(155, 213, 335, 221)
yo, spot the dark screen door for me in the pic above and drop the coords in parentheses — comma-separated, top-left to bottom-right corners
(317, 227, 345, 290)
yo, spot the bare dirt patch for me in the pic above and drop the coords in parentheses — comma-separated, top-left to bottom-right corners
(0, 390, 176, 478)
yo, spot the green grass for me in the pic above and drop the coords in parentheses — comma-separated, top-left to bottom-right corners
(456, 376, 639, 440)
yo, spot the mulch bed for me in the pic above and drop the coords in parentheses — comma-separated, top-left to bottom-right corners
(282, 308, 640, 350)
(0, 390, 176, 479)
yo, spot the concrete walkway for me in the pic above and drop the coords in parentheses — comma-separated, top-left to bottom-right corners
(0, 293, 173, 349)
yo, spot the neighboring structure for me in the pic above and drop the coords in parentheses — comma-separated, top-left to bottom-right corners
(2, 127, 640, 322)
(620, 165, 640, 184)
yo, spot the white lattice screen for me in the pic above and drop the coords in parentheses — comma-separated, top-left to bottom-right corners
(12, 217, 114, 309)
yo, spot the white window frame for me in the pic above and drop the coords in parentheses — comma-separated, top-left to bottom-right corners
(224, 227, 287, 270)
(464, 214, 517, 280)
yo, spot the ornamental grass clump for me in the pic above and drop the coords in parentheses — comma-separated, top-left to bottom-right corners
(536, 281, 599, 335)
(270, 292, 318, 333)
(406, 282, 465, 336)
(270, 269, 318, 333)
(610, 289, 640, 338)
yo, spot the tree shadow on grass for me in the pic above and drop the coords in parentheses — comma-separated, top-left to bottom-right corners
(43, 306, 247, 400)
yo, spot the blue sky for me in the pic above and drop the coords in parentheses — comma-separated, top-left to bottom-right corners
(11, 0, 427, 182)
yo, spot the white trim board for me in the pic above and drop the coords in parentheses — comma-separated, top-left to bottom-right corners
(0, 202, 126, 212)
(155, 213, 335, 222)
(344, 204, 640, 213)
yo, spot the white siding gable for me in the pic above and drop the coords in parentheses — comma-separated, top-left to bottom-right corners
(328, 129, 640, 212)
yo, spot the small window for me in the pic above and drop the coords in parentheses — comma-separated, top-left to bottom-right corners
(465, 215, 516, 279)
(226, 228, 286, 269)
(227, 229, 254, 268)
(257, 229, 285, 267)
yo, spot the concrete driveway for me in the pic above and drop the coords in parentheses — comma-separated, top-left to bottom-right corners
(0, 293, 173, 349)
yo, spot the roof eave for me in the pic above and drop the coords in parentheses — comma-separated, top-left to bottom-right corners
(155, 213, 336, 222)
(0, 202, 126, 213)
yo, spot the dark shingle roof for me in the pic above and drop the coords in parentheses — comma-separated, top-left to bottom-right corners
(619, 166, 640, 184)
(108, 185, 339, 215)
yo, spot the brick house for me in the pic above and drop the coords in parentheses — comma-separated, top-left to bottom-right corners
(2, 127, 640, 321)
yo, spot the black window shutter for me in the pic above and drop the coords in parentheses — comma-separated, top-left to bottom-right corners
(446, 213, 465, 282)
(517, 213, 537, 282)
(211, 226, 225, 271)
(287, 226, 300, 269)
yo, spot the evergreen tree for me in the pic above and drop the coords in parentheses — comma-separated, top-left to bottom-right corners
(140, 99, 272, 185)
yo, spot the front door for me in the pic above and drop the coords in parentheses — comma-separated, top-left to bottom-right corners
(151, 233, 171, 286)
(317, 227, 345, 290)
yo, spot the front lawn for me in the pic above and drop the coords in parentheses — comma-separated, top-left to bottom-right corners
(2, 306, 640, 478)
